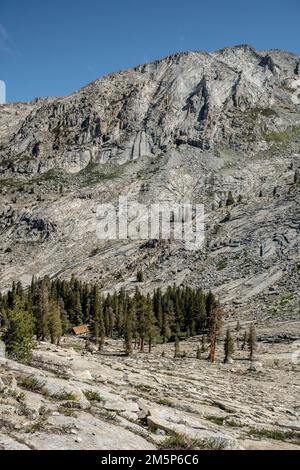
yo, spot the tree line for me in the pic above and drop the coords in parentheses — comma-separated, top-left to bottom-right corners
(0, 275, 257, 363)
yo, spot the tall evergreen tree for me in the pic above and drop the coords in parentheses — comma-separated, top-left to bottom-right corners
(35, 279, 50, 341)
(224, 327, 234, 363)
(146, 294, 158, 353)
(48, 301, 63, 345)
(174, 335, 180, 358)
(248, 323, 257, 361)
(92, 286, 105, 351)
(123, 303, 133, 356)
(3, 309, 35, 362)
(242, 331, 248, 350)
(208, 306, 223, 363)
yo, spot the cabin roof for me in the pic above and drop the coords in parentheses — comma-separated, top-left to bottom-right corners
(72, 325, 89, 335)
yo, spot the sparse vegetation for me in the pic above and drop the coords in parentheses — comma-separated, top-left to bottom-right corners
(216, 258, 228, 271)
(18, 376, 44, 393)
(157, 398, 174, 407)
(84, 390, 103, 402)
(247, 427, 300, 445)
(262, 127, 300, 144)
(158, 431, 227, 450)
(52, 391, 78, 401)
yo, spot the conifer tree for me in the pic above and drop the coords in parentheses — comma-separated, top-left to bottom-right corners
(146, 294, 158, 353)
(58, 298, 70, 335)
(226, 191, 235, 206)
(70, 290, 83, 326)
(154, 288, 163, 332)
(194, 289, 206, 333)
(196, 344, 201, 359)
(224, 327, 234, 363)
(93, 287, 105, 351)
(123, 307, 133, 356)
(107, 306, 115, 338)
(208, 306, 223, 363)
(206, 291, 217, 331)
(248, 323, 257, 361)
(48, 301, 63, 345)
(137, 295, 147, 352)
(241, 331, 248, 350)
(3, 309, 35, 362)
(35, 279, 50, 341)
(161, 302, 172, 343)
(174, 335, 180, 358)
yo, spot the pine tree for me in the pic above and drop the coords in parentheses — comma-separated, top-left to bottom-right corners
(137, 295, 147, 352)
(161, 303, 172, 343)
(48, 301, 63, 345)
(58, 298, 70, 335)
(206, 291, 217, 331)
(241, 331, 248, 350)
(226, 191, 235, 206)
(248, 323, 257, 361)
(208, 306, 223, 363)
(196, 344, 201, 359)
(107, 306, 115, 338)
(174, 335, 180, 358)
(194, 289, 206, 333)
(146, 295, 158, 353)
(71, 290, 83, 326)
(93, 287, 105, 351)
(236, 320, 241, 332)
(224, 327, 234, 363)
(3, 309, 35, 362)
(123, 306, 133, 356)
(154, 288, 163, 332)
(35, 279, 50, 341)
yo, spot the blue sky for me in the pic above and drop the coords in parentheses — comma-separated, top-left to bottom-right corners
(1, 0, 300, 102)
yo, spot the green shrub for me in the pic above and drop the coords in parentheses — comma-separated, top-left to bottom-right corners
(18, 376, 44, 392)
(84, 390, 103, 402)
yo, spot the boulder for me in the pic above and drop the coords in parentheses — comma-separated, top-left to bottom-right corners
(76, 370, 93, 381)
(248, 361, 263, 372)
(104, 399, 139, 413)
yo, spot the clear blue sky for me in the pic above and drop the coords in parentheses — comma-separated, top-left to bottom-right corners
(1, 0, 300, 102)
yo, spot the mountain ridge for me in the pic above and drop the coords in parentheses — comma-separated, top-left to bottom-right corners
(0, 45, 299, 325)
(1, 44, 300, 177)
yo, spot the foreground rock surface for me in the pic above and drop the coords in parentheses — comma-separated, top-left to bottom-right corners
(0, 320, 299, 450)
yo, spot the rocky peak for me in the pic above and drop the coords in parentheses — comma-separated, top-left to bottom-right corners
(1, 45, 299, 177)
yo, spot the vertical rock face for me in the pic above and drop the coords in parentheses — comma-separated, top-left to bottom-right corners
(1, 45, 300, 176)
